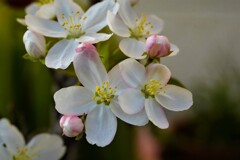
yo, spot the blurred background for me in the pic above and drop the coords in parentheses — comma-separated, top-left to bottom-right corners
(0, 0, 240, 159)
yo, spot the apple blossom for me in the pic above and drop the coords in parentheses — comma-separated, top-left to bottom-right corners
(118, 59, 193, 129)
(54, 43, 148, 147)
(107, 0, 163, 59)
(25, 0, 119, 69)
(0, 118, 66, 160)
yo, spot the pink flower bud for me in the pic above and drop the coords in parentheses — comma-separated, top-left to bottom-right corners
(146, 35, 171, 58)
(60, 115, 84, 137)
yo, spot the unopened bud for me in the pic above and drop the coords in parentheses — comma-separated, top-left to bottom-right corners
(60, 115, 84, 137)
(146, 35, 171, 58)
(23, 30, 46, 58)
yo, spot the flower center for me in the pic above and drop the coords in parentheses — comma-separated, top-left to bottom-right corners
(61, 12, 87, 38)
(142, 79, 161, 98)
(38, 0, 53, 5)
(13, 147, 35, 160)
(130, 14, 153, 39)
(93, 82, 117, 105)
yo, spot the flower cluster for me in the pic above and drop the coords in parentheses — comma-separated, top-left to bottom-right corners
(0, 118, 65, 160)
(20, 0, 193, 147)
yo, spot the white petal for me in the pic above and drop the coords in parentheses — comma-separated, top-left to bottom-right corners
(76, 33, 112, 44)
(45, 39, 78, 69)
(145, 98, 169, 129)
(118, 88, 145, 114)
(82, 0, 119, 32)
(73, 43, 108, 91)
(25, 15, 67, 38)
(0, 119, 25, 154)
(168, 43, 179, 57)
(119, 38, 146, 59)
(55, 0, 84, 24)
(54, 86, 96, 115)
(110, 99, 148, 126)
(118, 0, 137, 27)
(145, 63, 171, 87)
(17, 18, 26, 26)
(0, 145, 12, 160)
(155, 85, 193, 111)
(25, 2, 40, 15)
(108, 64, 128, 95)
(107, 11, 130, 37)
(147, 15, 164, 35)
(85, 105, 117, 147)
(119, 58, 145, 88)
(36, 4, 55, 19)
(27, 134, 65, 160)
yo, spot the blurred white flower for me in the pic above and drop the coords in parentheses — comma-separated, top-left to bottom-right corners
(54, 43, 148, 147)
(23, 30, 46, 58)
(0, 118, 65, 160)
(17, 0, 55, 25)
(25, 0, 119, 69)
(118, 59, 193, 129)
(60, 115, 84, 137)
(107, 0, 163, 59)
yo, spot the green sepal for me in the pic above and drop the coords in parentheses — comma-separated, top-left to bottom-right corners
(22, 53, 45, 64)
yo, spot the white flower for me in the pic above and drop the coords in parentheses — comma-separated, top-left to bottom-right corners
(54, 43, 148, 147)
(118, 59, 193, 129)
(17, 0, 56, 25)
(0, 118, 66, 160)
(23, 30, 46, 58)
(107, 0, 164, 59)
(25, 0, 119, 69)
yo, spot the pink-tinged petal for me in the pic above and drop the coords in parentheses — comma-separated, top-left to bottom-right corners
(27, 134, 66, 160)
(119, 58, 145, 88)
(155, 85, 193, 111)
(145, 98, 169, 129)
(119, 38, 146, 59)
(36, 4, 55, 19)
(82, 0, 119, 33)
(108, 64, 128, 95)
(147, 15, 164, 35)
(145, 63, 171, 87)
(110, 99, 148, 126)
(73, 43, 108, 91)
(118, 0, 137, 28)
(0, 119, 25, 154)
(54, 0, 84, 24)
(0, 145, 11, 160)
(168, 43, 179, 57)
(76, 33, 112, 44)
(85, 105, 117, 147)
(118, 88, 145, 114)
(107, 11, 130, 37)
(45, 39, 78, 69)
(25, 2, 40, 15)
(25, 15, 67, 38)
(54, 86, 96, 115)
